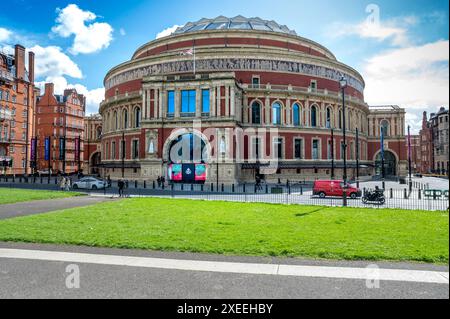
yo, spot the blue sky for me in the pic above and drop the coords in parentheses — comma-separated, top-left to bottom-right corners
(1, 0, 449, 133)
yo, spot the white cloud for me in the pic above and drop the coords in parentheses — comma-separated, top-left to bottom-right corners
(156, 25, 182, 39)
(363, 40, 449, 134)
(36, 76, 103, 114)
(28, 45, 83, 79)
(330, 16, 415, 47)
(51, 4, 113, 55)
(0, 44, 14, 55)
(119, 28, 126, 36)
(0, 27, 12, 42)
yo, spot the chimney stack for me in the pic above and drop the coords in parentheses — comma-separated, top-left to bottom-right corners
(45, 83, 54, 96)
(14, 44, 26, 80)
(422, 111, 428, 130)
(28, 51, 35, 83)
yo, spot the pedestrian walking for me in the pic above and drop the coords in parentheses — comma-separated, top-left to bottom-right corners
(59, 177, 66, 191)
(118, 179, 125, 197)
(65, 178, 71, 191)
(157, 176, 161, 188)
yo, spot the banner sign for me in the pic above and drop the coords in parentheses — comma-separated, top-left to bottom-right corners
(74, 137, 80, 161)
(59, 137, 66, 161)
(44, 137, 51, 161)
(30, 138, 37, 166)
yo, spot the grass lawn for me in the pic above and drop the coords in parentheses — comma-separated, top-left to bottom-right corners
(0, 198, 447, 263)
(0, 188, 82, 205)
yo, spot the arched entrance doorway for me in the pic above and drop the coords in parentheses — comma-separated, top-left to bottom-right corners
(166, 132, 209, 183)
(90, 152, 101, 175)
(375, 151, 397, 177)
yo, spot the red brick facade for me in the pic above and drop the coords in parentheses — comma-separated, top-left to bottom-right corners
(35, 84, 85, 174)
(0, 45, 37, 175)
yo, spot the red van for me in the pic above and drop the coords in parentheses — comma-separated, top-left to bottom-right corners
(313, 180, 362, 199)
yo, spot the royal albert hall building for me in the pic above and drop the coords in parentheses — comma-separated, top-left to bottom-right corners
(98, 16, 407, 184)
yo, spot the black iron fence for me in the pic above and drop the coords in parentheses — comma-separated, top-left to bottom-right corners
(1, 176, 448, 211)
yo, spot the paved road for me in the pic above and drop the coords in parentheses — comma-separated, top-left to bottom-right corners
(0, 243, 448, 299)
(0, 196, 115, 220)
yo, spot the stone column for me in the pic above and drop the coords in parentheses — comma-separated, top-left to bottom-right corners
(243, 95, 248, 123)
(216, 86, 221, 117)
(211, 86, 216, 117)
(286, 98, 291, 125)
(305, 100, 310, 127)
(142, 90, 147, 119)
(196, 87, 202, 118)
(265, 96, 270, 125)
(230, 86, 236, 118)
(175, 89, 181, 119)
(159, 89, 164, 119)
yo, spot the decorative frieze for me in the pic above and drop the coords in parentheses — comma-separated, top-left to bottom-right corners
(105, 58, 364, 93)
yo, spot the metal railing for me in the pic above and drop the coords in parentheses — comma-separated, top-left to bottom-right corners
(1, 177, 448, 211)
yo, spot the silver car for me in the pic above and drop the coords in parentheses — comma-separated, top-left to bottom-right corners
(73, 177, 106, 190)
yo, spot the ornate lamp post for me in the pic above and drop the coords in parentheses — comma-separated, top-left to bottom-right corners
(339, 76, 348, 207)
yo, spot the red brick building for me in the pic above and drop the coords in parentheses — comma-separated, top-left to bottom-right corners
(418, 112, 434, 174)
(35, 83, 85, 174)
(0, 44, 38, 175)
(98, 16, 408, 183)
(83, 114, 102, 175)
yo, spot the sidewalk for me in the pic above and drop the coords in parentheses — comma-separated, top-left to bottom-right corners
(0, 196, 116, 220)
(0, 242, 447, 284)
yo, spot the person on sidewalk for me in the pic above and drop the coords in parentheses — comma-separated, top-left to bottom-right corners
(118, 179, 125, 198)
(59, 177, 66, 192)
(65, 178, 71, 191)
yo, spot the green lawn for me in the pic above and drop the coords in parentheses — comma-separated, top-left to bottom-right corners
(0, 198, 447, 263)
(0, 188, 82, 205)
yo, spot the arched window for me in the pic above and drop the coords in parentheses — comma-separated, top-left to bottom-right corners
(293, 103, 301, 127)
(339, 110, 343, 129)
(272, 102, 281, 125)
(134, 107, 141, 128)
(310, 105, 317, 128)
(251, 101, 261, 124)
(114, 111, 118, 130)
(381, 120, 389, 137)
(326, 107, 332, 128)
(123, 110, 128, 129)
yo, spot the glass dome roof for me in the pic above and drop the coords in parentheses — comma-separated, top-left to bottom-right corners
(173, 16, 297, 36)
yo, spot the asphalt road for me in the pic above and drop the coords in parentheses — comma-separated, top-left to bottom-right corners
(0, 243, 448, 299)
(0, 196, 115, 220)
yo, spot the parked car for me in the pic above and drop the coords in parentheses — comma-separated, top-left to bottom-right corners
(313, 180, 362, 199)
(72, 177, 106, 190)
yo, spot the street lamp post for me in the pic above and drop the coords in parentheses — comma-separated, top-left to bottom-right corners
(121, 131, 125, 178)
(331, 129, 335, 180)
(408, 125, 413, 192)
(339, 76, 348, 207)
(356, 127, 360, 189)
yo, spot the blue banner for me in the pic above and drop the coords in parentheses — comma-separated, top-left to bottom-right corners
(44, 137, 50, 161)
(59, 137, 65, 161)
